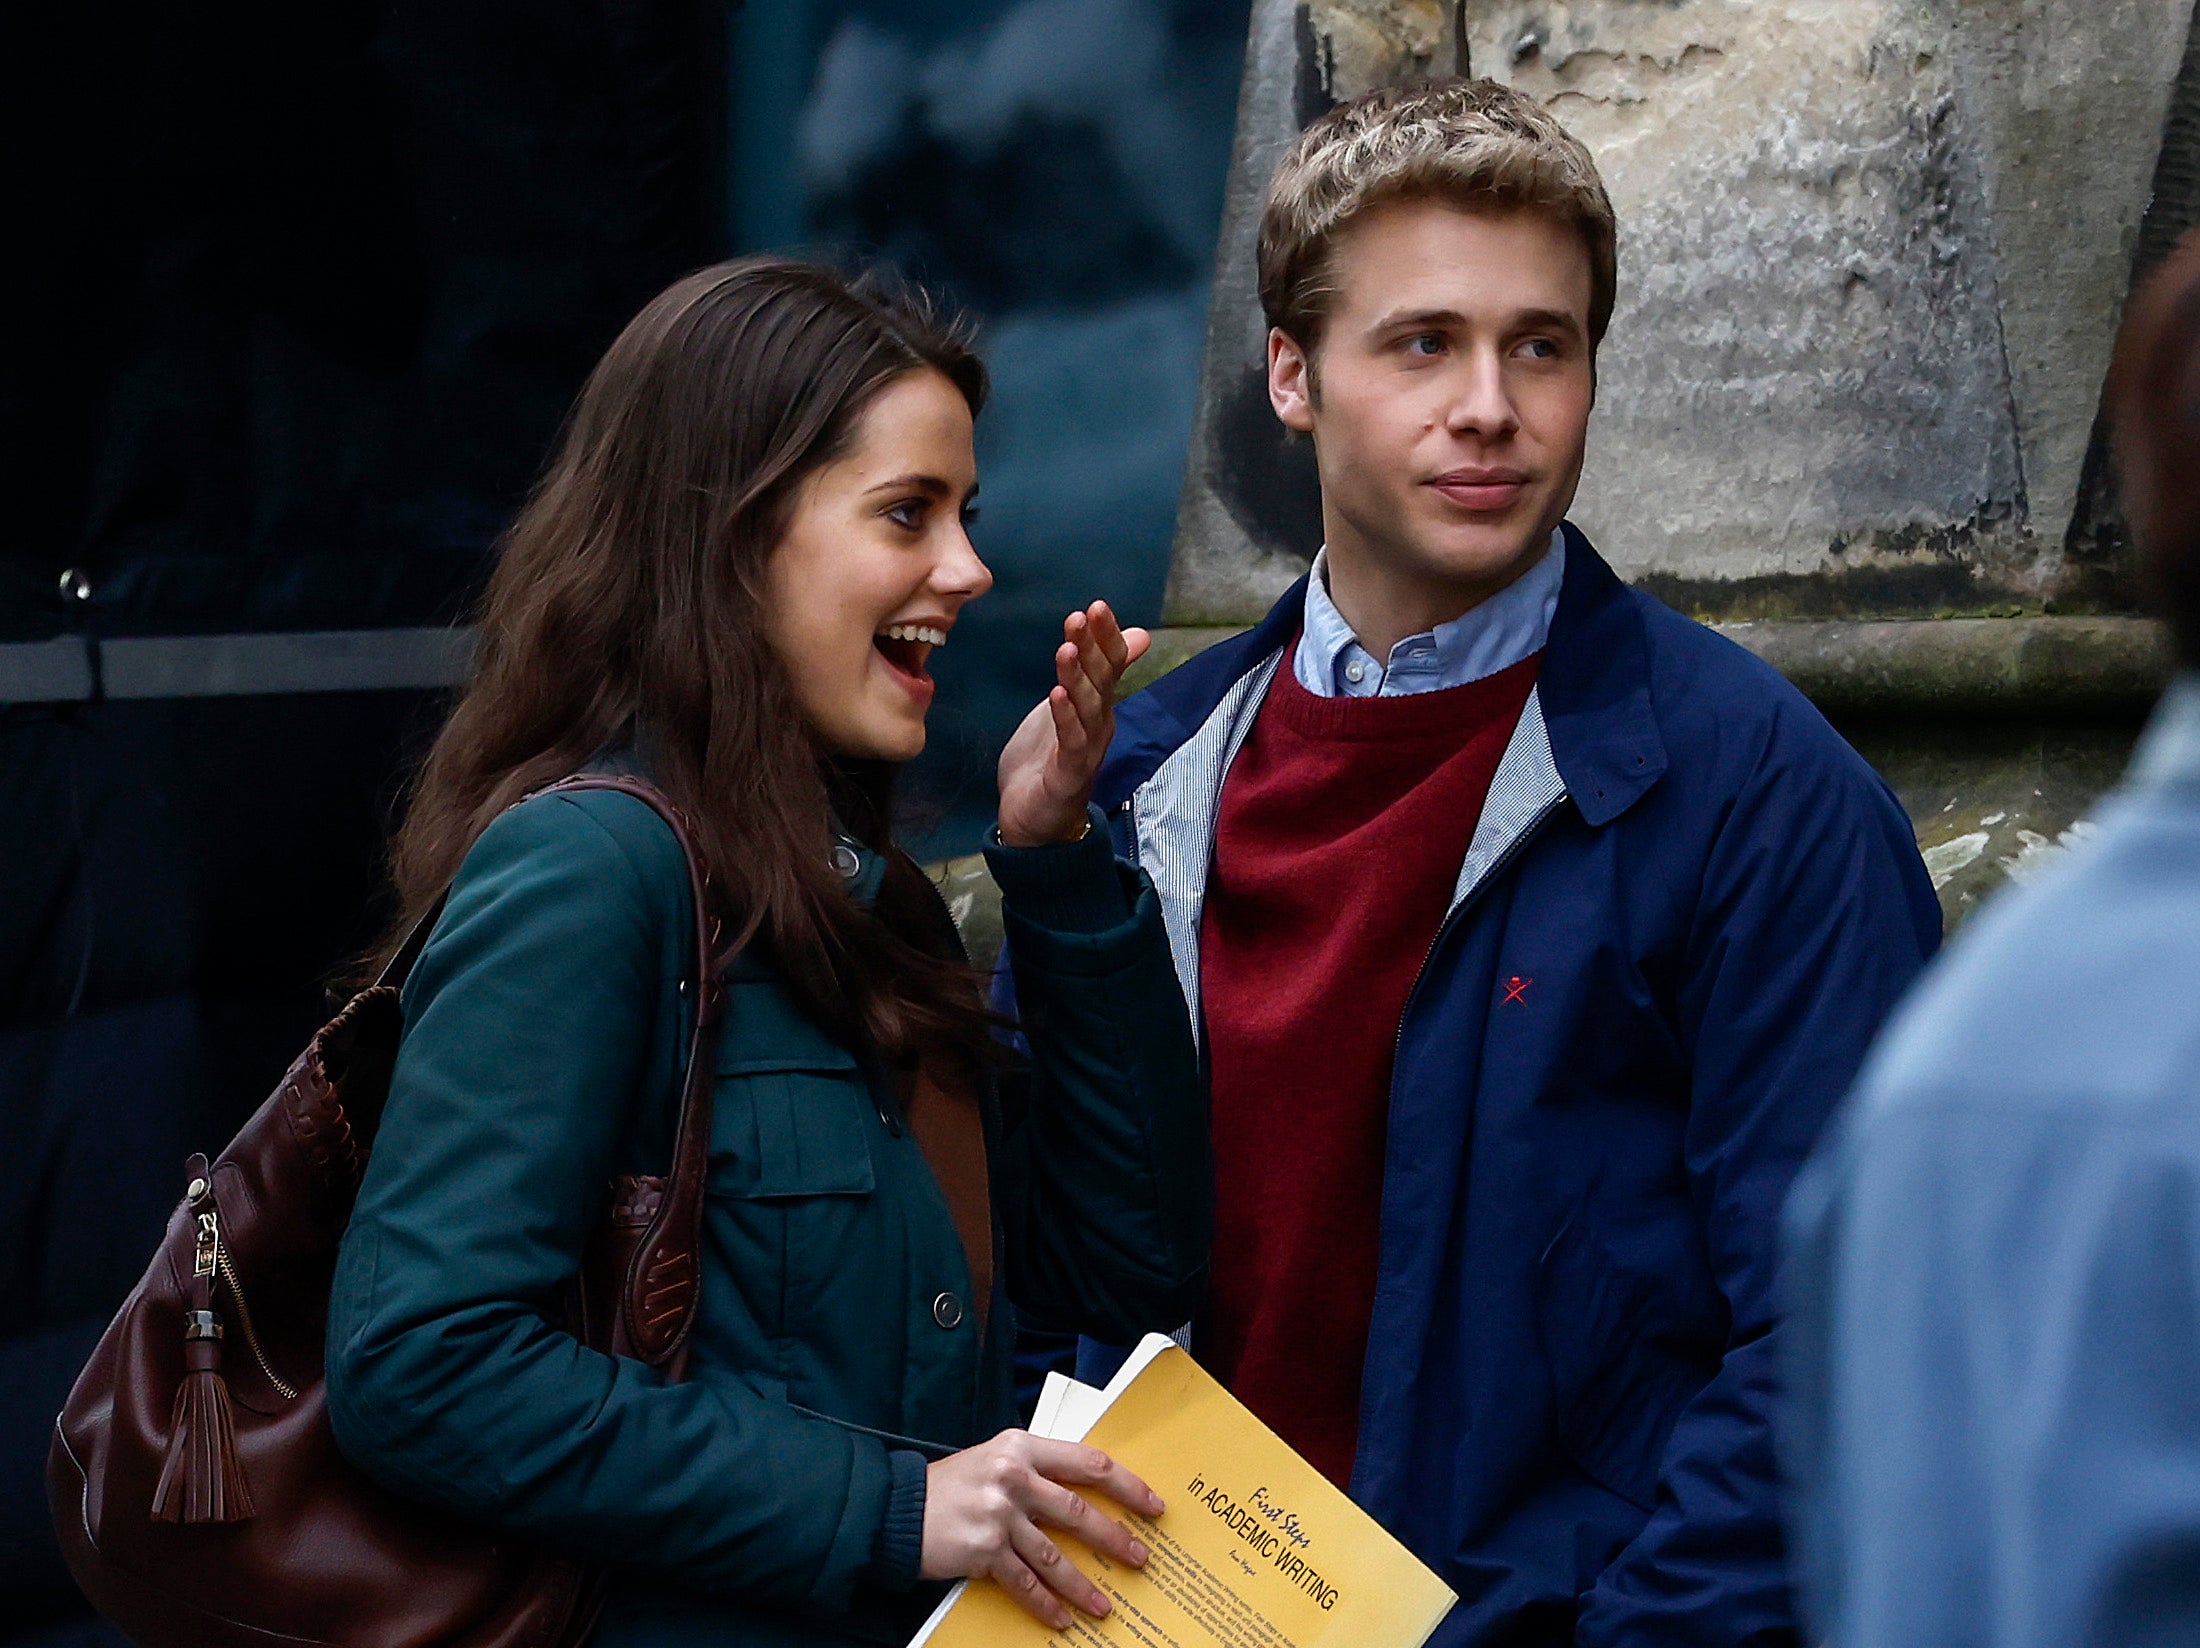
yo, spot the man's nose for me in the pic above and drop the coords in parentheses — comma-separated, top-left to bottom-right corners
(1446, 348, 1520, 440)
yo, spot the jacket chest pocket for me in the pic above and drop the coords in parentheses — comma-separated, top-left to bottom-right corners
(707, 1030, 891, 1353)
(708, 1042, 871, 1196)
(710, 1050, 877, 1199)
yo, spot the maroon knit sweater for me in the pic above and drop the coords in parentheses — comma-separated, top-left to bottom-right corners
(1197, 649, 1542, 1488)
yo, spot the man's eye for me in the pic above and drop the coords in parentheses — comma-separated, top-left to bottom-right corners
(960, 505, 983, 528)
(1521, 337, 1561, 360)
(1405, 333, 1444, 357)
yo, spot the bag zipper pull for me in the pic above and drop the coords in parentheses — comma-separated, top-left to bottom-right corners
(182, 1171, 296, 1400)
(154, 1162, 255, 1523)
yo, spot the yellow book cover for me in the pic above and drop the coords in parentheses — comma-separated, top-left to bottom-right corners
(909, 1335, 1456, 1648)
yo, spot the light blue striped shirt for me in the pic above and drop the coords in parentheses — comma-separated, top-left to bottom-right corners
(1294, 529, 1565, 698)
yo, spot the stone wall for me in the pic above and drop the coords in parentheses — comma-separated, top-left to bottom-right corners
(1495, 0, 2195, 616)
(1129, 0, 2194, 932)
(1168, 0, 1467, 625)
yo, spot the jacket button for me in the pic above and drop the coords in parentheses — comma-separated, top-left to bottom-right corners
(931, 1292, 964, 1330)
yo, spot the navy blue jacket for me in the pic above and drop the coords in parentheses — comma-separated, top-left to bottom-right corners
(1072, 527, 1941, 1646)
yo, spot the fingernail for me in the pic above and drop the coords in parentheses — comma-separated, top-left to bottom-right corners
(1128, 1541, 1150, 1565)
(1148, 1495, 1166, 1515)
(1090, 1597, 1112, 1617)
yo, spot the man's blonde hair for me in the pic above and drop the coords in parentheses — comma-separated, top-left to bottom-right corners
(1257, 78, 1618, 352)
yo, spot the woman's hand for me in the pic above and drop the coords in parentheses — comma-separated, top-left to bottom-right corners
(997, 601, 1151, 848)
(921, 1429, 1165, 1629)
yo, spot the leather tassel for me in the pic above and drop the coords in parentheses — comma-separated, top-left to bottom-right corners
(152, 1309, 255, 1523)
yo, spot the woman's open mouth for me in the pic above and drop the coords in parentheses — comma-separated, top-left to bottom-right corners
(873, 623, 946, 697)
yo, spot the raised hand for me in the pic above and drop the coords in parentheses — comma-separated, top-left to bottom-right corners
(997, 601, 1151, 848)
(920, 1429, 1164, 1629)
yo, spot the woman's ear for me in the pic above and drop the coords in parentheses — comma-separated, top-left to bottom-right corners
(1267, 326, 1318, 434)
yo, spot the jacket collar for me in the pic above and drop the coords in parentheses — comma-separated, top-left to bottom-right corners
(1108, 526, 1665, 1043)
(2130, 674, 2200, 793)
(1104, 522, 1668, 827)
(1297, 530, 1565, 696)
(584, 736, 891, 906)
(1538, 521, 1668, 826)
(1099, 575, 1307, 813)
(830, 835, 887, 906)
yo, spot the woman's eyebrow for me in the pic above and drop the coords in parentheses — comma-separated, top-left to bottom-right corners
(863, 474, 982, 507)
(863, 472, 955, 497)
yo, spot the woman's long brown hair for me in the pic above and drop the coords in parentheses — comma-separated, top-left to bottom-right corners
(376, 257, 995, 1067)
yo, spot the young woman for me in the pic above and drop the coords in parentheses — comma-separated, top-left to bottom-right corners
(324, 259, 1209, 1646)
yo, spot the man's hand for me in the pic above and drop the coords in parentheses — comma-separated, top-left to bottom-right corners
(996, 601, 1150, 848)
(921, 1430, 1164, 1629)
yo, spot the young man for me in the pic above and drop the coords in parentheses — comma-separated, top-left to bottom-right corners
(998, 79, 1941, 1645)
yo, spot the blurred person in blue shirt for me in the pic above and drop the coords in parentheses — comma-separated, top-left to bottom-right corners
(1783, 231, 2200, 1648)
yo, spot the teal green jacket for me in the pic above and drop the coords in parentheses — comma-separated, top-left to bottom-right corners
(324, 787, 1208, 1646)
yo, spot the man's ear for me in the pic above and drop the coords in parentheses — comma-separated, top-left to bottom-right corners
(1267, 327, 1318, 434)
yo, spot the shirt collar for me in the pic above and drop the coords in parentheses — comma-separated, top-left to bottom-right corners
(1296, 527, 1566, 698)
(2130, 673, 2200, 791)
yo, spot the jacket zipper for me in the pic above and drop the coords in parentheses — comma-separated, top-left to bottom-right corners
(1391, 792, 1570, 1073)
(1341, 791, 1568, 1497)
(190, 1188, 299, 1401)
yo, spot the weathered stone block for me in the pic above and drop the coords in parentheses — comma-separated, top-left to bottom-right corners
(1166, 0, 1464, 627)
(1847, 716, 2142, 927)
(1714, 615, 2173, 716)
(1468, 0, 2194, 612)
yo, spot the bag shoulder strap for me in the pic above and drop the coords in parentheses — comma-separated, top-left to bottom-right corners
(375, 772, 726, 1372)
(534, 774, 725, 1370)
(372, 893, 446, 992)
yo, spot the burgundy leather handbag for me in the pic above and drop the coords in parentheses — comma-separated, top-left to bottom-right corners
(48, 775, 726, 1648)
